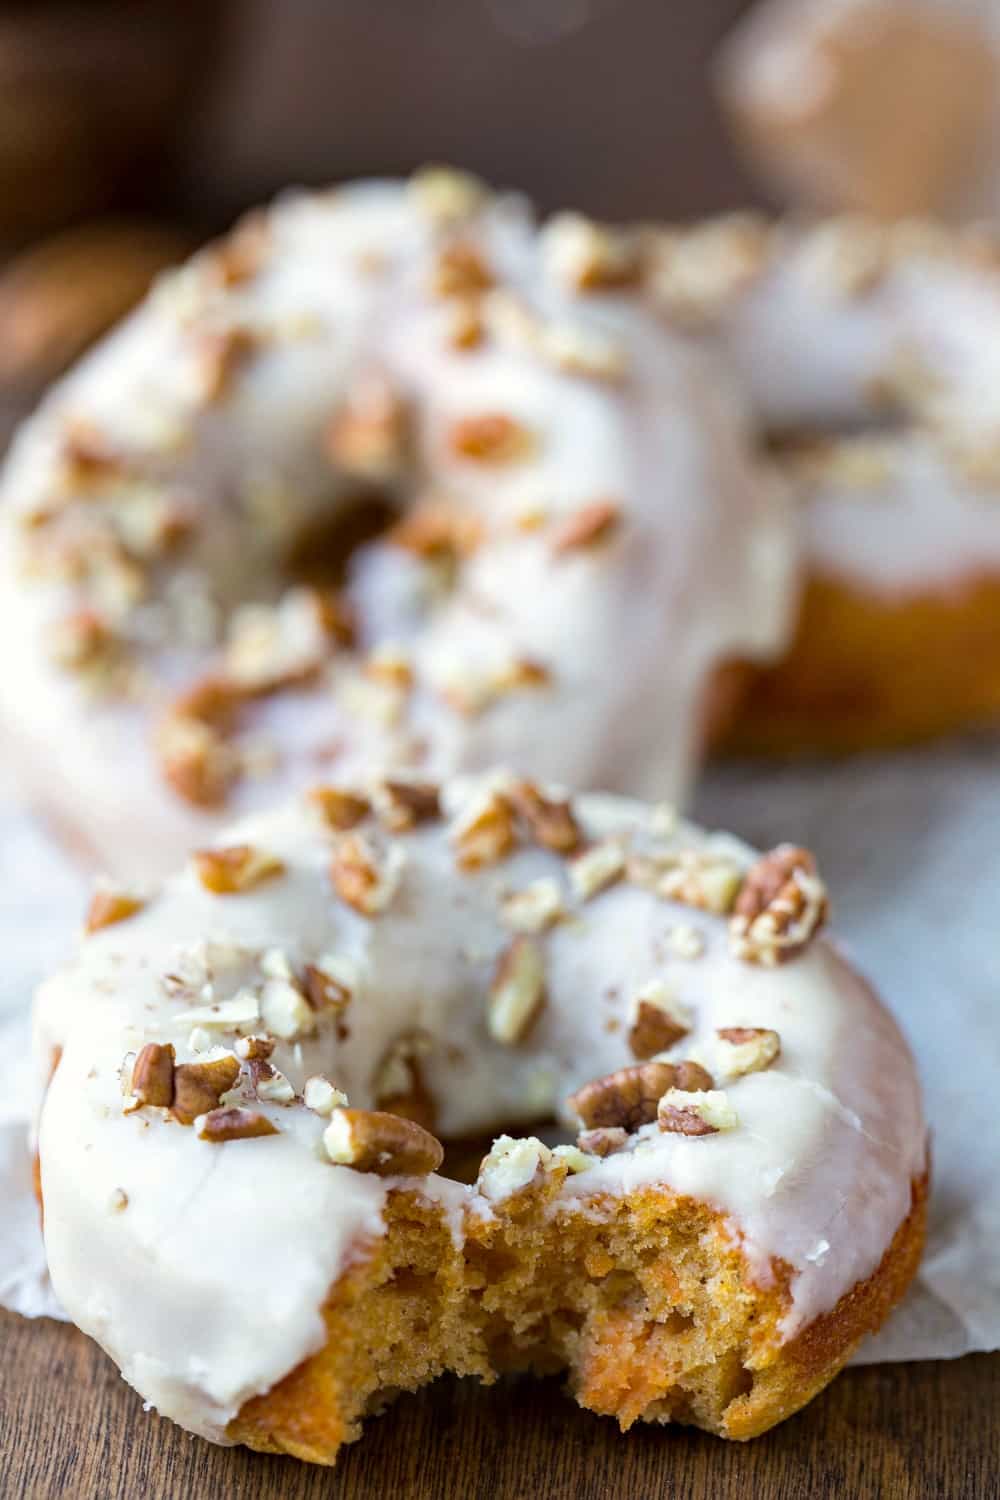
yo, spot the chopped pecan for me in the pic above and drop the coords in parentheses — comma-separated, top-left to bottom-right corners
(577, 1125, 629, 1157)
(301, 961, 352, 1015)
(488, 937, 546, 1045)
(500, 878, 564, 934)
(627, 981, 691, 1060)
(196, 326, 256, 402)
(386, 498, 482, 560)
(373, 778, 441, 833)
(245, 1058, 295, 1104)
(364, 647, 414, 690)
(409, 166, 485, 226)
(171, 1055, 241, 1125)
(730, 845, 828, 966)
(569, 839, 626, 901)
(85, 885, 145, 936)
(445, 299, 485, 351)
(660, 850, 742, 915)
(158, 710, 237, 808)
(307, 784, 371, 832)
(657, 1088, 738, 1137)
(326, 379, 411, 482)
(508, 780, 582, 854)
(567, 1060, 713, 1132)
(125, 1042, 175, 1111)
(542, 213, 641, 292)
(551, 500, 621, 555)
(196, 1107, 279, 1142)
(234, 1035, 276, 1062)
(716, 1026, 781, 1076)
(450, 787, 518, 871)
(329, 832, 402, 916)
(448, 413, 532, 464)
(431, 241, 494, 298)
(322, 1107, 444, 1175)
(192, 844, 286, 894)
(304, 1075, 349, 1116)
(47, 609, 114, 671)
(260, 978, 317, 1041)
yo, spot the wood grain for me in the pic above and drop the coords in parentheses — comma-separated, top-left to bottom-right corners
(0, 1310, 993, 1499)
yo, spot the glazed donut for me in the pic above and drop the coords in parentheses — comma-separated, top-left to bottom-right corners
(34, 773, 927, 1460)
(0, 170, 793, 878)
(640, 213, 1000, 750)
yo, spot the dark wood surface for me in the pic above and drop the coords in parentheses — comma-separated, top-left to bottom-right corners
(1, 1310, 994, 1499)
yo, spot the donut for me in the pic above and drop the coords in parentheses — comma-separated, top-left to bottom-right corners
(639, 212, 1000, 751)
(34, 773, 927, 1461)
(0, 169, 794, 879)
(715, 0, 999, 220)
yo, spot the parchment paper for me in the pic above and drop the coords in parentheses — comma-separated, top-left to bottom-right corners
(1, 740, 998, 1361)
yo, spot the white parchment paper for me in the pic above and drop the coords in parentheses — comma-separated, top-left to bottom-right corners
(1, 741, 998, 1361)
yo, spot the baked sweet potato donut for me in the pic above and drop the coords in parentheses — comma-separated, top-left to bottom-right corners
(0, 170, 793, 877)
(34, 774, 926, 1461)
(642, 213, 1000, 751)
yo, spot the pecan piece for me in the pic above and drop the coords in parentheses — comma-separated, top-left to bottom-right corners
(431, 241, 494, 298)
(322, 1108, 444, 1176)
(385, 498, 482, 561)
(196, 1107, 279, 1142)
(373, 778, 441, 833)
(488, 937, 546, 1045)
(171, 1056, 241, 1125)
(448, 413, 532, 464)
(125, 1042, 175, 1111)
(627, 981, 691, 1061)
(329, 833, 402, 917)
(551, 500, 621, 555)
(196, 326, 256, 402)
(192, 844, 285, 894)
(325, 379, 411, 482)
(307, 784, 371, 832)
(85, 885, 145, 936)
(657, 1088, 738, 1137)
(567, 1060, 713, 1132)
(450, 787, 518, 871)
(730, 846, 828, 966)
(508, 779, 582, 854)
(660, 850, 743, 915)
(716, 1026, 781, 1076)
(577, 1126, 629, 1157)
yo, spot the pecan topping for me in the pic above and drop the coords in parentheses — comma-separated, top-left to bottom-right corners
(234, 1035, 276, 1062)
(322, 1107, 444, 1176)
(171, 1055, 241, 1125)
(660, 850, 743, 915)
(307, 784, 371, 832)
(47, 609, 114, 672)
(245, 1058, 295, 1104)
(192, 844, 285, 895)
(567, 1060, 713, 1132)
(508, 780, 582, 854)
(326, 379, 411, 482)
(448, 413, 532, 464)
(196, 1107, 279, 1142)
(542, 213, 641, 292)
(125, 1042, 175, 1111)
(196, 326, 256, 402)
(627, 981, 691, 1061)
(85, 885, 145, 936)
(716, 1026, 781, 1076)
(301, 961, 352, 1016)
(329, 833, 402, 916)
(730, 846, 828, 966)
(657, 1088, 738, 1137)
(373, 778, 441, 833)
(500, 878, 564, 934)
(569, 839, 627, 901)
(372, 1031, 436, 1131)
(158, 709, 238, 808)
(577, 1126, 629, 1157)
(431, 241, 494, 298)
(488, 937, 546, 1045)
(386, 499, 482, 561)
(304, 1076, 348, 1116)
(551, 500, 621, 555)
(451, 787, 518, 871)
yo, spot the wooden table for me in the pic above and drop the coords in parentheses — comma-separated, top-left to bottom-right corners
(2, 1310, 993, 1499)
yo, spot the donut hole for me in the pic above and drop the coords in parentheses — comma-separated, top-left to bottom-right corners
(231, 1183, 783, 1463)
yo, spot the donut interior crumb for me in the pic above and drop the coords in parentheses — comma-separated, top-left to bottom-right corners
(230, 1170, 925, 1463)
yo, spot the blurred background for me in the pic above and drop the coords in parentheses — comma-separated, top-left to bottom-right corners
(2, 0, 999, 438)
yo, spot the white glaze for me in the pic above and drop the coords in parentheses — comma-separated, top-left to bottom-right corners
(654, 216, 1000, 594)
(34, 778, 926, 1444)
(0, 177, 794, 880)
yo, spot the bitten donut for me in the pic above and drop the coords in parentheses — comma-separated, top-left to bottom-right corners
(0, 169, 793, 878)
(640, 213, 1000, 751)
(34, 773, 927, 1462)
